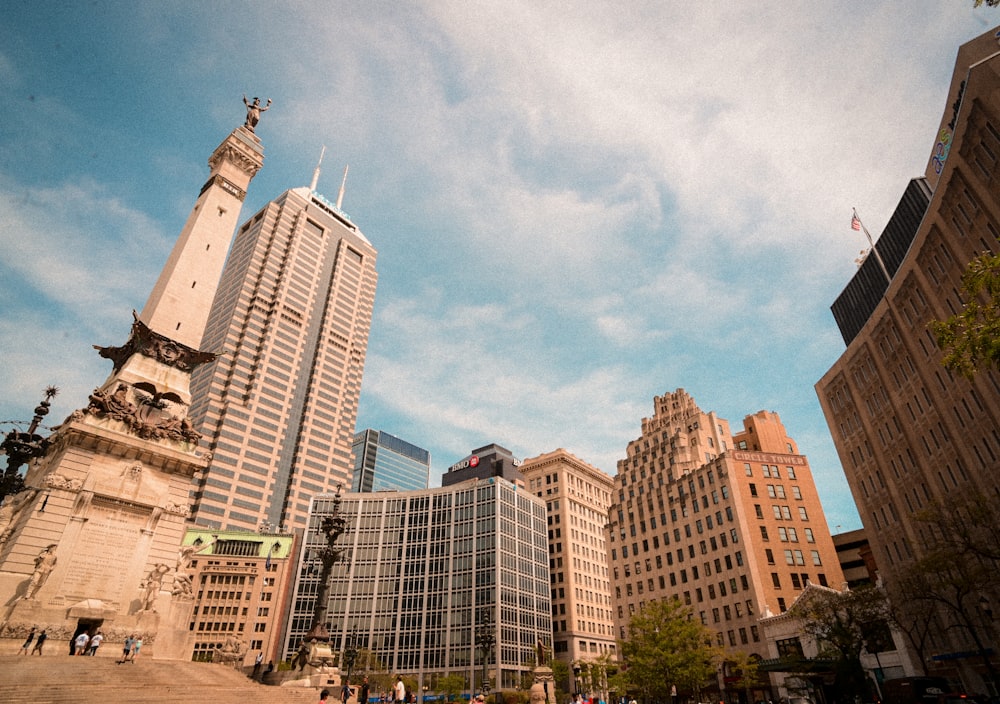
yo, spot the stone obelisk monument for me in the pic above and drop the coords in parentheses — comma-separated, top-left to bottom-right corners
(0, 99, 267, 655)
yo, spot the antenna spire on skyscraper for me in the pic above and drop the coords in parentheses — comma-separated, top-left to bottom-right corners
(337, 164, 349, 210)
(310, 145, 326, 192)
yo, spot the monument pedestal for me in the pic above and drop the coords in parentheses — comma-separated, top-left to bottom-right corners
(0, 414, 205, 654)
(532, 666, 558, 704)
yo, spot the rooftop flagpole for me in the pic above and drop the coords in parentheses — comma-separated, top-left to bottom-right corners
(852, 208, 892, 285)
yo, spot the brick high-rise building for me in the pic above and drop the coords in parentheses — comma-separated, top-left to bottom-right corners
(606, 389, 843, 677)
(188, 184, 377, 532)
(520, 449, 616, 700)
(816, 26, 1000, 694)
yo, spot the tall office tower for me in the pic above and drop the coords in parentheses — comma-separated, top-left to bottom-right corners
(520, 449, 617, 700)
(284, 477, 552, 693)
(605, 390, 843, 695)
(188, 183, 378, 532)
(441, 443, 525, 488)
(816, 27, 1000, 694)
(351, 429, 431, 492)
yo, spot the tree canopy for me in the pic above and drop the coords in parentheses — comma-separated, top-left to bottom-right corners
(619, 596, 721, 700)
(787, 585, 890, 701)
(930, 249, 1000, 377)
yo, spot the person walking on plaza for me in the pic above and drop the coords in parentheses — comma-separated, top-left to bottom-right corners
(17, 627, 35, 655)
(319, 689, 331, 704)
(359, 675, 370, 704)
(394, 676, 406, 704)
(30, 630, 46, 655)
(342, 680, 352, 704)
(88, 630, 104, 656)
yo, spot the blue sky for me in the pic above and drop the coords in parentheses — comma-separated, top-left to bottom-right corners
(2, 3, 997, 532)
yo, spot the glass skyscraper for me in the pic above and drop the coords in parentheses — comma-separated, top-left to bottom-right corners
(285, 477, 552, 693)
(351, 428, 430, 492)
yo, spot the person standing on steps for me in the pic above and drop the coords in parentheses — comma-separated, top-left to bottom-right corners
(73, 631, 90, 656)
(17, 627, 35, 655)
(30, 630, 46, 655)
(119, 634, 135, 664)
(88, 630, 104, 656)
(130, 635, 143, 662)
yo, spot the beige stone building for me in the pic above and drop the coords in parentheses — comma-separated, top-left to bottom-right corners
(815, 25, 1000, 694)
(520, 449, 616, 700)
(180, 528, 297, 668)
(606, 389, 843, 697)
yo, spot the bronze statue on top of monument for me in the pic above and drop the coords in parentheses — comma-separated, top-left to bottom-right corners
(242, 94, 271, 132)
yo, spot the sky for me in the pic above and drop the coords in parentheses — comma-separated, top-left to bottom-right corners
(1, 2, 997, 533)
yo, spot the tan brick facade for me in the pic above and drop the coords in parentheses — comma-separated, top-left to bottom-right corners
(606, 389, 843, 659)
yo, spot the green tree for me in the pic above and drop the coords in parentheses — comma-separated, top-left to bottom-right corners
(549, 658, 570, 699)
(619, 596, 721, 701)
(725, 650, 761, 703)
(888, 499, 1000, 689)
(350, 648, 393, 697)
(439, 674, 468, 702)
(930, 249, 1000, 377)
(787, 585, 890, 701)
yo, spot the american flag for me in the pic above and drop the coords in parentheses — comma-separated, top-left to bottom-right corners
(851, 213, 862, 231)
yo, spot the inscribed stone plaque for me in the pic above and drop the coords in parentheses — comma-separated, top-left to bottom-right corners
(59, 500, 148, 603)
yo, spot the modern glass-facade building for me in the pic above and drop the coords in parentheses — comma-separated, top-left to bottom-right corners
(284, 477, 552, 694)
(351, 429, 430, 492)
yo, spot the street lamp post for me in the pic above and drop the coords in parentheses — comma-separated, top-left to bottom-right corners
(343, 629, 358, 691)
(0, 387, 57, 503)
(476, 611, 495, 699)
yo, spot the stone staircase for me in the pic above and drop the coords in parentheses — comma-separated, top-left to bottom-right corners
(0, 655, 324, 704)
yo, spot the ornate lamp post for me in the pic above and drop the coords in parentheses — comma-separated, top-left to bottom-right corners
(343, 628, 358, 687)
(476, 611, 495, 698)
(304, 487, 348, 643)
(0, 387, 57, 503)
